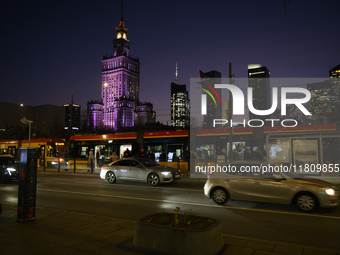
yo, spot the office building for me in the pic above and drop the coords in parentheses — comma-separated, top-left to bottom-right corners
(307, 64, 340, 123)
(199, 70, 222, 129)
(248, 64, 270, 121)
(329, 64, 340, 79)
(64, 99, 81, 131)
(171, 83, 190, 128)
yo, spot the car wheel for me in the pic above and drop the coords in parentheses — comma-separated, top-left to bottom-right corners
(0, 173, 5, 184)
(212, 188, 229, 205)
(105, 171, 116, 184)
(296, 192, 317, 212)
(148, 173, 160, 186)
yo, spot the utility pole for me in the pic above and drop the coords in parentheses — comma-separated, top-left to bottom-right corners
(228, 63, 234, 161)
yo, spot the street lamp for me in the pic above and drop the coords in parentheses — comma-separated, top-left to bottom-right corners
(20, 117, 33, 148)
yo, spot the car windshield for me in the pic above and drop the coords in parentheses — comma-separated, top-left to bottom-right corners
(137, 158, 159, 167)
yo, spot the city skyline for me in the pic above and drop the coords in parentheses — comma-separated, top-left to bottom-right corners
(1, 0, 339, 125)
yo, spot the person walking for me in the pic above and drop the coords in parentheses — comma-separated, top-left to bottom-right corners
(110, 152, 118, 162)
(88, 150, 95, 173)
(148, 150, 155, 161)
(136, 148, 146, 158)
(123, 148, 132, 158)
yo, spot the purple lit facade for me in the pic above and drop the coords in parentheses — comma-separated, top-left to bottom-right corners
(136, 102, 156, 126)
(87, 101, 104, 131)
(101, 1, 140, 131)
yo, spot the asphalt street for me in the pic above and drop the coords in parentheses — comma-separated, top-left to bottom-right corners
(1, 171, 339, 251)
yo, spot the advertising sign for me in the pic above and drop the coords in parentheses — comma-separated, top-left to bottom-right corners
(17, 148, 38, 222)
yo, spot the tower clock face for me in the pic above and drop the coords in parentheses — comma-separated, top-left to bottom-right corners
(117, 33, 122, 39)
(123, 33, 126, 39)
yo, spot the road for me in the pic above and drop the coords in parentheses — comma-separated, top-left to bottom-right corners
(1, 171, 340, 251)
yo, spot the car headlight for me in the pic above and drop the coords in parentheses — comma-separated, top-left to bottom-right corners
(6, 168, 16, 172)
(325, 188, 335, 196)
(161, 171, 171, 175)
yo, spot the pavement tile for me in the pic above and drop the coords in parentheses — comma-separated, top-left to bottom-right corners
(104, 219, 128, 226)
(63, 219, 88, 229)
(253, 250, 285, 255)
(222, 245, 255, 255)
(104, 234, 134, 245)
(120, 250, 143, 255)
(303, 248, 338, 255)
(67, 250, 97, 255)
(55, 237, 85, 247)
(72, 228, 98, 236)
(90, 216, 110, 224)
(89, 231, 122, 242)
(115, 221, 136, 229)
(74, 214, 98, 222)
(111, 228, 135, 237)
(78, 222, 105, 231)
(274, 243, 303, 255)
(223, 235, 248, 247)
(0, 236, 19, 247)
(72, 239, 108, 252)
(245, 240, 276, 251)
(36, 245, 78, 255)
(96, 224, 123, 233)
(92, 244, 131, 255)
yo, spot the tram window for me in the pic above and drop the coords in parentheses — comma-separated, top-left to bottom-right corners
(47, 146, 53, 157)
(167, 144, 184, 162)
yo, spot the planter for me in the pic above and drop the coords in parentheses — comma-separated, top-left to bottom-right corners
(133, 213, 224, 255)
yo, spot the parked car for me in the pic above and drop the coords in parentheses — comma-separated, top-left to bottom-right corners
(100, 158, 181, 186)
(204, 162, 339, 212)
(0, 155, 20, 184)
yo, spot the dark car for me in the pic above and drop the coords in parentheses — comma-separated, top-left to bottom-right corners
(0, 155, 20, 184)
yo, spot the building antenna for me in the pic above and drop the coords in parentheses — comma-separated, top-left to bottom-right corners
(175, 62, 178, 84)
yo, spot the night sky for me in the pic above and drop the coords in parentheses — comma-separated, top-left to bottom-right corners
(1, 0, 339, 124)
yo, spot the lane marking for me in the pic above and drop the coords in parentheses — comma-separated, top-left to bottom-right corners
(38, 179, 203, 192)
(37, 188, 340, 220)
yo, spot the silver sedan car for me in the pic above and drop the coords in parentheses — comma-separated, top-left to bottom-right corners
(204, 162, 339, 212)
(100, 158, 181, 186)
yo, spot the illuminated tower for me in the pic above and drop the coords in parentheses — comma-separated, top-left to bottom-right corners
(101, 0, 140, 131)
(171, 63, 190, 128)
(248, 64, 270, 121)
(64, 95, 81, 131)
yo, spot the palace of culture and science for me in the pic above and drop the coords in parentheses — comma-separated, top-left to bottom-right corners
(87, 1, 155, 131)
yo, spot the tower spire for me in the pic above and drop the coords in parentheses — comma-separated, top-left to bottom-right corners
(175, 62, 178, 84)
(119, 0, 125, 28)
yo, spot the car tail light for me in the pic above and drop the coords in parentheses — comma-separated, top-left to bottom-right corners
(207, 171, 213, 181)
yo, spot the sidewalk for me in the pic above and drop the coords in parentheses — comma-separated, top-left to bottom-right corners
(1, 203, 339, 255)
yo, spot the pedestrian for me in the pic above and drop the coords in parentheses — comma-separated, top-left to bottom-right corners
(232, 149, 240, 161)
(148, 150, 155, 161)
(221, 147, 227, 161)
(123, 148, 132, 158)
(190, 150, 197, 172)
(88, 150, 95, 173)
(96, 149, 101, 167)
(110, 152, 118, 162)
(159, 150, 166, 161)
(243, 147, 251, 160)
(136, 148, 146, 158)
